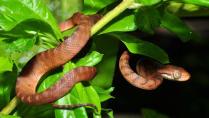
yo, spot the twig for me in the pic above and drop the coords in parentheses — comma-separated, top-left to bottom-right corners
(0, 97, 19, 114)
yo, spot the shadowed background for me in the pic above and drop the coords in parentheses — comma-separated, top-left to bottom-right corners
(110, 17, 209, 118)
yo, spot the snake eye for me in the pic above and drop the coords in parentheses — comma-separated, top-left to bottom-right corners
(173, 70, 181, 80)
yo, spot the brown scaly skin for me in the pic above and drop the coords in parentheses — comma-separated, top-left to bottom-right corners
(119, 51, 191, 90)
(16, 13, 100, 106)
(119, 51, 163, 90)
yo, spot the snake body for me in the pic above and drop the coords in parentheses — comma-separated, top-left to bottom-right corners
(16, 12, 191, 108)
(16, 13, 100, 105)
(119, 51, 191, 90)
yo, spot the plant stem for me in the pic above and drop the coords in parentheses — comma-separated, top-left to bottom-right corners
(0, 97, 19, 115)
(0, 0, 135, 115)
(91, 0, 135, 36)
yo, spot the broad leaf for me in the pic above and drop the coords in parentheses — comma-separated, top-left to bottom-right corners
(110, 33, 169, 64)
(54, 93, 88, 118)
(15, 103, 54, 118)
(0, 113, 21, 118)
(0, 71, 17, 109)
(83, 0, 115, 14)
(0, 37, 43, 72)
(90, 35, 119, 88)
(0, 57, 13, 73)
(160, 11, 196, 42)
(35, 51, 103, 118)
(0, 0, 61, 39)
(176, 0, 209, 7)
(76, 51, 103, 66)
(100, 109, 114, 118)
(99, 11, 137, 34)
(135, 7, 161, 34)
(93, 86, 114, 102)
(135, 0, 162, 6)
(44, 0, 83, 22)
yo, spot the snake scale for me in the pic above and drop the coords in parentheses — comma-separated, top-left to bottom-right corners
(16, 13, 191, 108)
(119, 51, 190, 90)
(16, 13, 100, 108)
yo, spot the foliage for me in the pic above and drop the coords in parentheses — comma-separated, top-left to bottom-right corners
(0, 0, 208, 117)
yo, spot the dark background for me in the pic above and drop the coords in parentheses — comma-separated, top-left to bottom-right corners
(110, 17, 209, 118)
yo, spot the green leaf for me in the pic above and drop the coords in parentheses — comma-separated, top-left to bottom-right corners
(71, 83, 101, 112)
(55, 61, 102, 117)
(135, 0, 162, 6)
(36, 51, 103, 117)
(0, 113, 21, 118)
(102, 109, 114, 118)
(37, 66, 91, 118)
(160, 11, 196, 42)
(106, 109, 114, 118)
(54, 93, 88, 118)
(99, 11, 137, 34)
(135, 7, 161, 34)
(63, 62, 77, 74)
(93, 86, 114, 102)
(16, 103, 54, 118)
(0, 0, 61, 39)
(76, 51, 104, 67)
(90, 35, 119, 88)
(0, 57, 13, 73)
(44, 0, 83, 22)
(37, 73, 62, 92)
(110, 33, 169, 64)
(83, 0, 115, 14)
(0, 71, 17, 109)
(176, 0, 209, 7)
(142, 108, 169, 118)
(1, 37, 43, 71)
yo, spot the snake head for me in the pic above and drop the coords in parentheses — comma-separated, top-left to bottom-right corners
(158, 65, 191, 81)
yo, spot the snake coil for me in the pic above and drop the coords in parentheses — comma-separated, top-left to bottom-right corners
(16, 13, 101, 108)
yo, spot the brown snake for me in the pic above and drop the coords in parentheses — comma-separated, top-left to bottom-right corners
(16, 12, 191, 110)
(16, 13, 101, 108)
(119, 51, 191, 90)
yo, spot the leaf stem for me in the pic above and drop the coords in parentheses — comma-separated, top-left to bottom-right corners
(0, 0, 135, 115)
(91, 0, 135, 36)
(0, 97, 19, 115)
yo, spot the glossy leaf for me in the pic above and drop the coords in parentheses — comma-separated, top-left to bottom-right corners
(135, 7, 161, 34)
(36, 51, 103, 118)
(54, 93, 88, 118)
(99, 11, 137, 34)
(15, 103, 54, 118)
(0, 113, 21, 118)
(110, 33, 169, 64)
(176, 0, 209, 7)
(0, 71, 17, 109)
(160, 11, 196, 42)
(0, 57, 13, 73)
(93, 86, 114, 102)
(76, 51, 104, 67)
(0, 37, 42, 72)
(90, 35, 119, 88)
(44, 0, 83, 22)
(135, 0, 162, 6)
(83, 0, 115, 14)
(0, 0, 61, 39)
(101, 109, 114, 118)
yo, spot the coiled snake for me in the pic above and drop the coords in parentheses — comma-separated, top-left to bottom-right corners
(16, 13, 101, 108)
(15, 13, 191, 109)
(119, 51, 190, 90)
